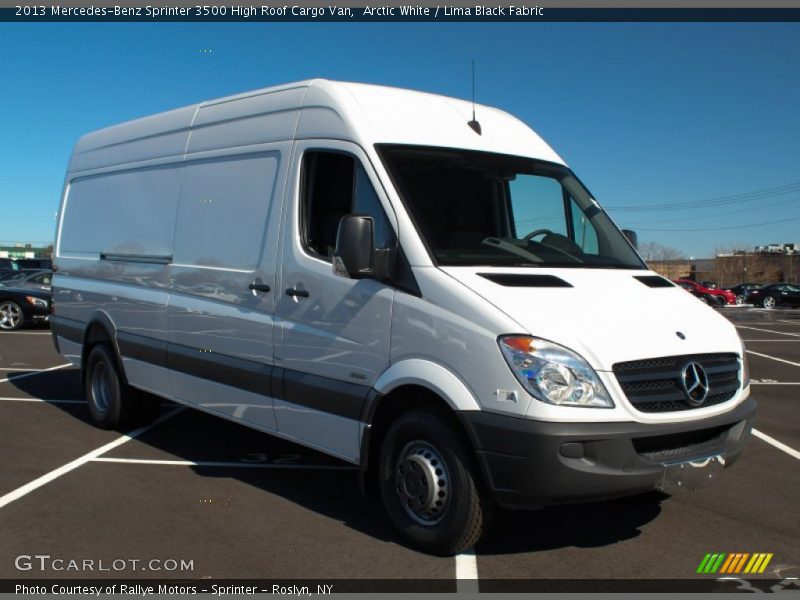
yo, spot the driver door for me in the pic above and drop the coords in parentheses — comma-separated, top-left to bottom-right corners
(273, 140, 398, 462)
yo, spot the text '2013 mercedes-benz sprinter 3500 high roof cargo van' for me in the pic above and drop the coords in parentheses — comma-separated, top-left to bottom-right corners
(52, 80, 755, 555)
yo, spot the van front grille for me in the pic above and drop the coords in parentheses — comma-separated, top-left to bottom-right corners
(613, 353, 740, 413)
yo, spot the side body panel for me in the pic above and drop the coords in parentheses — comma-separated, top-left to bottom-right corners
(166, 145, 291, 432)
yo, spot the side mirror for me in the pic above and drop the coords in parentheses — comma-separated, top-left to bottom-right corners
(622, 229, 638, 249)
(333, 215, 375, 279)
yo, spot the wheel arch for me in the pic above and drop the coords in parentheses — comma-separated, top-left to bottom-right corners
(81, 311, 128, 385)
(359, 361, 486, 495)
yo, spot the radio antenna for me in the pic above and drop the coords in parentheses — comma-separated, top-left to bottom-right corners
(468, 59, 482, 135)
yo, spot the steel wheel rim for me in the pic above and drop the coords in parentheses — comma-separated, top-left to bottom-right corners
(90, 361, 113, 412)
(764, 296, 776, 309)
(0, 302, 21, 330)
(394, 441, 450, 526)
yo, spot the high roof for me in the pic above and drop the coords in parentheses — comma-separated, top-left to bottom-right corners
(68, 79, 564, 173)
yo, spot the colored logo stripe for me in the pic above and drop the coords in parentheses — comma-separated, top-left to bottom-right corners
(699, 553, 774, 574)
(744, 553, 774, 574)
(697, 553, 726, 573)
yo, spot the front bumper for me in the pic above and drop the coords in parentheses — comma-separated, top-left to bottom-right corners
(459, 397, 756, 509)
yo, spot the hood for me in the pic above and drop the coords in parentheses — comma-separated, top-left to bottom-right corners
(440, 267, 741, 371)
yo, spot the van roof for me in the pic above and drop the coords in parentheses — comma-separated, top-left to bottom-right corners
(68, 79, 565, 173)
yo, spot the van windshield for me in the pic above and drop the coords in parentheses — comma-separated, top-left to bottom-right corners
(378, 145, 645, 269)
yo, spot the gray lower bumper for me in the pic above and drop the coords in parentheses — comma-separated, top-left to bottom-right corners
(459, 397, 756, 509)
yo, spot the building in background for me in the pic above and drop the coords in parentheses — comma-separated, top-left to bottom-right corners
(0, 242, 53, 260)
(649, 252, 799, 287)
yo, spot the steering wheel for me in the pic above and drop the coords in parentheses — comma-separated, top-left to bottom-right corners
(523, 228, 553, 241)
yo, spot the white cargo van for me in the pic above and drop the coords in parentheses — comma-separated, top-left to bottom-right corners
(53, 80, 754, 554)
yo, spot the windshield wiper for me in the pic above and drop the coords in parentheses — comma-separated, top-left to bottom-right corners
(481, 238, 543, 264)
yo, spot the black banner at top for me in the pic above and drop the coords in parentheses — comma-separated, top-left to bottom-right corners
(4, 2, 800, 22)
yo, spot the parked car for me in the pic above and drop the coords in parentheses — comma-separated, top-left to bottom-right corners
(748, 283, 800, 309)
(673, 279, 735, 305)
(0, 287, 51, 331)
(51, 79, 755, 555)
(673, 280, 719, 306)
(14, 258, 52, 270)
(0, 269, 52, 291)
(724, 283, 761, 305)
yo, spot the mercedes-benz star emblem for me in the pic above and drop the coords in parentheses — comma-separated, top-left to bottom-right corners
(681, 361, 709, 405)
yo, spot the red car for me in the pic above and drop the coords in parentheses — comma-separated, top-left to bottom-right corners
(673, 279, 737, 305)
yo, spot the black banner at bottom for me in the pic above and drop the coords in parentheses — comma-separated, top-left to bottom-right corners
(4, 578, 798, 593)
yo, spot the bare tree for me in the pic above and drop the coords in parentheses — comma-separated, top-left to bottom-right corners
(639, 241, 689, 279)
(638, 241, 687, 262)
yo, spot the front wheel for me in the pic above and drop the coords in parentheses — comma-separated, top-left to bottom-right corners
(378, 409, 493, 555)
(762, 296, 777, 309)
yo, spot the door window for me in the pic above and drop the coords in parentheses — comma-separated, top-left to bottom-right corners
(569, 198, 599, 254)
(301, 151, 395, 262)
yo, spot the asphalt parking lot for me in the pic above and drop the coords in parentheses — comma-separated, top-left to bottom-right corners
(0, 310, 798, 592)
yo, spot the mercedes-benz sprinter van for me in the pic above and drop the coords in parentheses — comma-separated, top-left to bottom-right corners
(52, 80, 755, 555)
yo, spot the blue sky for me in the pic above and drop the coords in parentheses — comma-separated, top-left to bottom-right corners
(1, 22, 798, 257)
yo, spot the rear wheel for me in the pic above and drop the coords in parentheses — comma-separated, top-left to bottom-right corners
(378, 409, 493, 555)
(0, 301, 23, 331)
(84, 344, 160, 429)
(762, 296, 777, 309)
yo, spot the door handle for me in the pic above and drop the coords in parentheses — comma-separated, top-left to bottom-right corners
(248, 283, 271, 293)
(285, 288, 310, 298)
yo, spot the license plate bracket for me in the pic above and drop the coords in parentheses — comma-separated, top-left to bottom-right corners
(658, 454, 726, 494)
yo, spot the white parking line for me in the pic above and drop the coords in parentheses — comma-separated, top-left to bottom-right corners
(0, 331, 53, 335)
(90, 457, 355, 470)
(0, 363, 71, 384)
(752, 429, 800, 461)
(750, 382, 800, 385)
(455, 548, 479, 593)
(0, 396, 84, 404)
(736, 325, 800, 338)
(0, 366, 72, 371)
(746, 350, 800, 368)
(742, 339, 800, 342)
(777, 320, 800, 325)
(0, 407, 184, 510)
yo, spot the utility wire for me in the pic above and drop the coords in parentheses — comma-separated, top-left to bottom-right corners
(623, 194, 800, 226)
(606, 181, 800, 212)
(635, 215, 800, 232)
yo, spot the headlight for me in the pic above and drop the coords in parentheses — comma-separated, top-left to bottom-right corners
(738, 334, 750, 387)
(25, 296, 48, 308)
(498, 336, 614, 408)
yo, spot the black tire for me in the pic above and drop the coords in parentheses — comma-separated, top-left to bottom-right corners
(762, 296, 777, 309)
(0, 300, 24, 331)
(702, 295, 715, 306)
(378, 409, 493, 555)
(84, 344, 160, 429)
